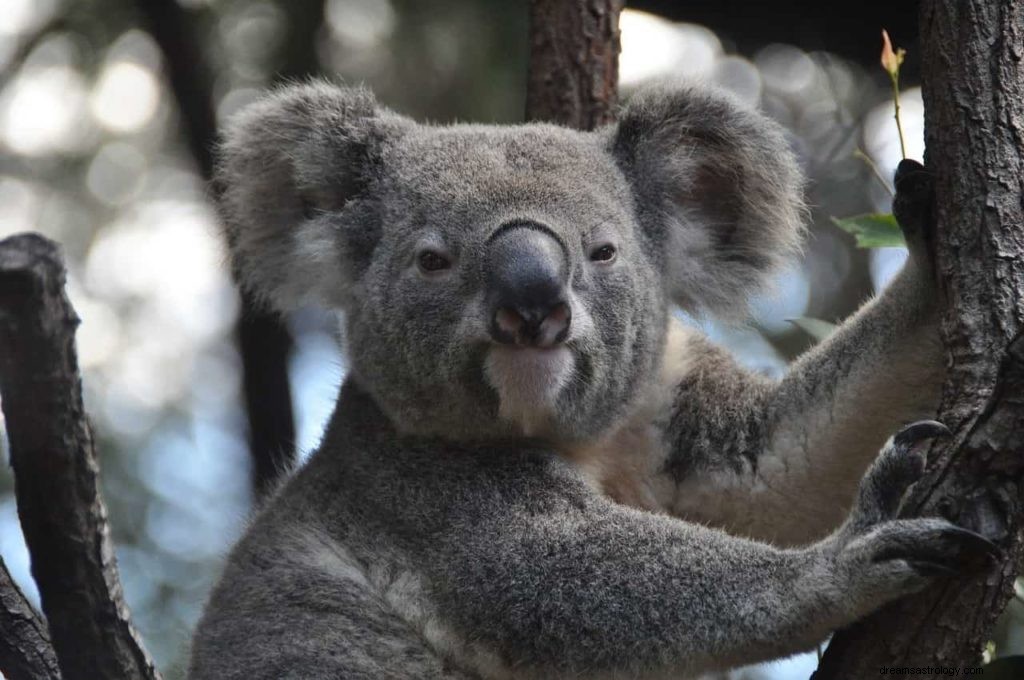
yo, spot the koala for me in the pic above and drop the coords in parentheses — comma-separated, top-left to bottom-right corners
(188, 82, 996, 680)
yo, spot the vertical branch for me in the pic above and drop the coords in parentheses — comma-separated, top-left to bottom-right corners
(0, 557, 60, 680)
(526, 0, 623, 129)
(0, 234, 160, 680)
(136, 0, 299, 497)
(243, 0, 327, 495)
(816, 2, 1024, 675)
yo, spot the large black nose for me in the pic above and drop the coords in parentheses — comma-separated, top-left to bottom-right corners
(485, 223, 571, 348)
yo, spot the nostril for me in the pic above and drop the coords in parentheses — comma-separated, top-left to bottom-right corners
(490, 302, 571, 347)
(494, 307, 525, 339)
(537, 302, 571, 347)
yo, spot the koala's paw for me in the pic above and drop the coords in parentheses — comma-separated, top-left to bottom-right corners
(852, 420, 946, 527)
(892, 159, 935, 257)
(830, 421, 999, 614)
(840, 518, 997, 609)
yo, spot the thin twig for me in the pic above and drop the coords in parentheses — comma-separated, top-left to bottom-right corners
(891, 77, 908, 160)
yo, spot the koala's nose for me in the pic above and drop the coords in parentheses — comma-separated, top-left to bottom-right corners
(485, 223, 572, 348)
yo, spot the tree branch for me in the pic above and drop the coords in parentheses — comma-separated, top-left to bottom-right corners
(0, 233, 160, 680)
(136, 0, 298, 498)
(526, 0, 623, 129)
(0, 556, 60, 680)
(816, 2, 1024, 675)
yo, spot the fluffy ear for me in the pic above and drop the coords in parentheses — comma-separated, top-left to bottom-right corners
(610, 85, 806, 315)
(215, 82, 402, 312)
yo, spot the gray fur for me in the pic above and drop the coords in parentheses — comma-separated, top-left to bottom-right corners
(611, 85, 806, 314)
(191, 84, 968, 679)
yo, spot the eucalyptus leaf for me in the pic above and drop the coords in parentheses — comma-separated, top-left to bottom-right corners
(831, 213, 906, 248)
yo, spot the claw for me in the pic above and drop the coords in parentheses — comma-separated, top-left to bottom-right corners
(940, 524, 1003, 558)
(893, 420, 951, 450)
(873, 524, 1003, 567)
(894, 159, 929, 193)
(895, 158, 925, 182)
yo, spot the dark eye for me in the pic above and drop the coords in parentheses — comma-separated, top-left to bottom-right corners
(590, 244, 617, 263)
(418, 250, 451, 273)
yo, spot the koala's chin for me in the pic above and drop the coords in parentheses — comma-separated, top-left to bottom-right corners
(484, 345, 575, 437)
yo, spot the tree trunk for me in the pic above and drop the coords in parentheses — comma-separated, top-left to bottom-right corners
(526, 0, 622, 129)
(0, 234, 160, 680)
(816, 2, 1024, 676)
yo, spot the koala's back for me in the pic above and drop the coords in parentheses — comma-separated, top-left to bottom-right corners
(188, 450, 478, 680)
(189, 508, 462, 679)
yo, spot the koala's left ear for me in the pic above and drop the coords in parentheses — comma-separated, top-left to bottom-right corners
(609, 86, 806, 314)
(215, 82, 407, 313)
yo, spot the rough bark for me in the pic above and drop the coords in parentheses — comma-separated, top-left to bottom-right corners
(136, 0, 299, 497)
(526, 0, 623, 129)
(0, 557, 60, 680)
(816, 2, 1024, 676)
(0, 233, 160, 680)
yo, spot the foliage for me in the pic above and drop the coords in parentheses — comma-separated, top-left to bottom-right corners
(831, 213, 906, 248)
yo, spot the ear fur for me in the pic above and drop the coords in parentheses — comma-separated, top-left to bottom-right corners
(215, 81, 401, 312)
(610, 85, 806, 315)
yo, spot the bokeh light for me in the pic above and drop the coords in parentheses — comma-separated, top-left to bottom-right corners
(1, 65, 90, 155)
(91, 61, 161, 133)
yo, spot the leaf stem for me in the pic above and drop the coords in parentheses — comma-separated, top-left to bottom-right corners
(890, 73, 907, 159)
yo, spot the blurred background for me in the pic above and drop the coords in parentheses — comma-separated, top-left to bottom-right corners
(0, 1, 1019, 678)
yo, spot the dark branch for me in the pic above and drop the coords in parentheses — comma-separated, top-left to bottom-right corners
(133, 0, 216, 178)
(136, 0, 298, 498)
(526, 0, 623, 129)
(0, 233, 160, 680)
(0, 557, 60, 680)
(816, 2, 1024, 675)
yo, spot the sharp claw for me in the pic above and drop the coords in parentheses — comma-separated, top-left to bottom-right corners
(942, 525, 1004, 559)
(894, 420, 951, 450)
(894, 159, 928, 188)
(873, 526, 1003, 572)
(896, 158, 925, 176)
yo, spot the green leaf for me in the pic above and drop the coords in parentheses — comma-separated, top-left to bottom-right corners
(787, 317, 838, 342)
(830, 213, 906, 248)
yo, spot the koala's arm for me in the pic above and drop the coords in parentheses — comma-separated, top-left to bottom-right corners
(664, 162, 943, 545)
(448, 503, 837, 677)
(434, 428, 984, 680)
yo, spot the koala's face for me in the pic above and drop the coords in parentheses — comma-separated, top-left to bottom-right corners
(344, 127, 667, 440)
(217, 83, 804, 443)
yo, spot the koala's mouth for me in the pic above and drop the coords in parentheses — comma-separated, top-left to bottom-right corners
(483, 345, 575, 436)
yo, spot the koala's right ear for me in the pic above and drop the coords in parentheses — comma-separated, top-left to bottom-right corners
(215, 82, 403, 312)
(609, 86, 805, 316)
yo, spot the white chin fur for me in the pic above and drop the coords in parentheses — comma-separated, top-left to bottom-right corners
(484, 346, 574, 436)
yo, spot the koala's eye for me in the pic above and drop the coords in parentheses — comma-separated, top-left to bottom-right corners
(417, 250, 452, 273)
(589, 244, 617, 263)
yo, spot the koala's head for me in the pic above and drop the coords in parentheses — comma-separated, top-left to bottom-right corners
(217, 82, 803, 443)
